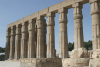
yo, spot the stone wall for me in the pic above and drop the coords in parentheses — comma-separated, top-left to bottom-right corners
(20, 58, 62, 67)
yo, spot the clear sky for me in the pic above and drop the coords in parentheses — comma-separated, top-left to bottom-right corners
(0, 0, 93, 53)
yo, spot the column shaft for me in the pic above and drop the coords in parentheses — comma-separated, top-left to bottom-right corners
(35, 23, 37, 57)
(47, 12, 55, 58)
(9, 27, 15, 59)
(21, 23, 27, 58)
(89, 0, 100, 50)
(72, 3, 84, 49)
(5, 29, 10, 59)
(15, 25, 21, 59)
(59, 8, 68, 58)
(43, 19, 47, 58)
(36, 16, 45, 58)
(28, 20, 36, 58)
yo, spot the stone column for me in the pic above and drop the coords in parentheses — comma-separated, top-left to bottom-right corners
(58, 8, 68, 58)
(36, 16, 45, 58)
(72, 3, 84, 49)
(15, 25, 21, 60)
(21, 22, 27, 58)
(9, 26, 15, 59)
(35, 23, 37, 57)
(43, 19, 47, 58)
(47, 12, 55, 58)
(89, 0, 100, 51)
(28, 20, 36, 58)
(5, 28, 10, 59)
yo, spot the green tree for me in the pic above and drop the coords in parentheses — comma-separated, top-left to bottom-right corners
(68, 42, 74, 51)
(84, 40, 92, 50)
(87, 40, 92, 50)
(0, 47, 5, 53)
(0, 55, 5, 61)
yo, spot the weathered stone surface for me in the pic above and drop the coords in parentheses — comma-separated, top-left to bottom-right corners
(73, 3, 84, 49)
(89, 0, 100, 51)
(88, 50, 93, 58)
(59, 7, 68, 58)
(89, 58, 100, 67)
(62, 58, 89, 67)
(20, 58, 62, 67)
(47, 12, 55, 58)
(70, 48, 88, 58)
(92, 49, 100, 58)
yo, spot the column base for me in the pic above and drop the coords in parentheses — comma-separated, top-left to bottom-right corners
(5, 58, 62, 67)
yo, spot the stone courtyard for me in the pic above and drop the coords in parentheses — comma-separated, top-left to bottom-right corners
(4, 0, 100, 67)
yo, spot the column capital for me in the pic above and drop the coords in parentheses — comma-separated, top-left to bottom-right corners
(22, 22, 27, 33)
(73, 3, 83, 20)
(28, 19, 35, 31)
(37, 16, 44, 29)
(58, 8, 68, 13)
(6, 28, 10, 37)
(29, 19, 35, 23)
(72, 3, 83, 9)
(37, 16, 44, 20)
(59, 8, 68, 23)
(90, 0, 100, 15)
(16, 24, 21, 35)
(47, 12, 55, 26)
(46, 12, 55, 17)
(10, 26, 15, 36)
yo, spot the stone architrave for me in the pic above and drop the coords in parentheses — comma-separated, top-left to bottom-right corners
(28, 20, 36, 58)
(36, 16, 45, 58)
(9, 26, 15, 59)
(15, 25, 21, 60)
(47, 12, 55, 58)
(72, 3, 84, 49)
(21, 22, 27, 58)
(5, 28, 10, 59)
(58, 8, 68, 58)
(89, 0, 100, 51)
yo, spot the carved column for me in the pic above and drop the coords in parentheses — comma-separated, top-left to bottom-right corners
(59, 8, 68, 58)
(5, 28, 10, 59)
(28, 20, 36, 58)
(47, 12, 55, 58)
(21, 22, 27, 58)
(35, 23, 37, 57)
(89, 0, 100, 51)
(15, 25, 21, 60)
(72, 3, 84, 49)
(36, 16, 45, 58)
(43, 19, 47, 58)
(9, 26, 15, 59)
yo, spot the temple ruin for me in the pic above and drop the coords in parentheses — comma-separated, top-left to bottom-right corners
(5, 0, 100, 67)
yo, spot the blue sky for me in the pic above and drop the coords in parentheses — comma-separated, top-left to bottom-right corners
(0, 0, 92, 53)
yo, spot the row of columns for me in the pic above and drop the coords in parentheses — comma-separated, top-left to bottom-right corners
(5, 0, 100, 60)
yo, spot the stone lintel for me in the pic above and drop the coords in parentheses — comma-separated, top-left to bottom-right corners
(89, 0, 100, 4)
(7, 0, 87, 28)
